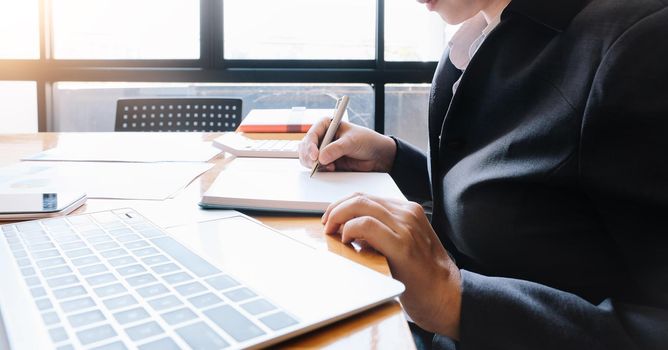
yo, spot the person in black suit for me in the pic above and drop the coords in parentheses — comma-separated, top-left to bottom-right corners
(298, 0, 668, 348)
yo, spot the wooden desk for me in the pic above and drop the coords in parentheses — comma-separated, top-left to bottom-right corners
(0, 133, 415, 350)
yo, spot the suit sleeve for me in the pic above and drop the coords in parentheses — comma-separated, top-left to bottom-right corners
(448, 8, 668, 350)
(388, 137, 432, 203)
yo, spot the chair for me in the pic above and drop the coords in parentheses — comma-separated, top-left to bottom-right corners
(115, 98, 243, 132)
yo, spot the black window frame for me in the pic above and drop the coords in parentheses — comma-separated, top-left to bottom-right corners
(0, 0, 437, 132)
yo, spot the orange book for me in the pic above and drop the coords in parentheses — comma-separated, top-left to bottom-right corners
(237, 107, 349, 133)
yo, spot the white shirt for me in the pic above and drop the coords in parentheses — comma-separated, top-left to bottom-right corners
(448, 11, 503, 93)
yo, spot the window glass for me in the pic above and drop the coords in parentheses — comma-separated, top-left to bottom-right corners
(0, 82, 38, 133)
(52, 83, 374, 131)
(224, 0, 376, 60)
(385, 84, 430, 151)
(385, 0, 458, 61)
(0, 0, 39, 59)
(52, 0, 199, 59)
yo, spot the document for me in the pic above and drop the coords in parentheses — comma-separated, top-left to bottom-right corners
(0, 161, 213, 200)
(23, 133, 221, 163)
(200, 158, 406, 213)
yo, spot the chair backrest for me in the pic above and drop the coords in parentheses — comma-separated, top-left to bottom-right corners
(115, 98, 243, 132)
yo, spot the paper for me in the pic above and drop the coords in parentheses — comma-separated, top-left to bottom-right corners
(0, 161, 213, 200)
(23, 133, 221, 163)
(202, 158, 406, 213)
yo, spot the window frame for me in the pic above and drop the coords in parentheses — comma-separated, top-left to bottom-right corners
(0, 0, 437, 132)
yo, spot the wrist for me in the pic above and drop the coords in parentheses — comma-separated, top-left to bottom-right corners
(375, 135, 398, 172)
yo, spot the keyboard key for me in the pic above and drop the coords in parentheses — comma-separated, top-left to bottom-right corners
(42, 311, 60, 325)
(25, 276, 41, 286)
(47, 275, 80, 288)
(136, 284, 169, 298)
(21, 266, 36, 276)
(116, 264, 146, 276)
(206, 275, 239, 291)
(163, 272, 193, 285)
(90, 341, 127, 350)
(224, 288, 256, 302)
(175, 282, 206, 297)
(36, 257, 66, 268)
(125, 321, 163, 341)
(176, 322, 229, 350)
(61, 297, 96, 313)
(138, 338, 180, 350)
(148, 295, 182, 311)
(151, 236, 221, 277)
(113, 307, 149, 325)
(35, 298, 53, 311)
(161, 308, 197, 325)
(260, 312, 298, 331)
(126, 274, 157, 287)
(12, 249, 27, 258)
(17, 221, 42, 232)
(241, 299, 276, 315)
(108, 228, 133, 236)
(86, 235, 111, 243)
(94, 283, 127, 298)
(28, 242, 55, 252)
(31, 286, 47, 298)
(41, 266, 72, 278)
(76, 325, 117, 345)
(92, 242, 119, 251)
(101, 249, 127, 258)
(139, 229, 164, 239)
(32, 249, 59, 259)
(189, 293, 223, 309)
(131, 247, 159, 257)
(204, 305, 265, 342)
(65, 248, 93, 259)
(49, 327, 69, 342)
(79, 264, 108, 276)
(117, 234, 141, 243)
(16, 258, 31, 267)
(60, 241, 87, 251)
(71, 255, 100, 267)
(141, 255, 169, 266)
(103, 294, 138, 310)
(150, 263, 179, 275)
(123, 240, 149, 250)
(108, 256, 136, 267)
(54, 235, 80, 243)
(68, 310, 106, 328)
(54, 286, 87, 300)
(86, 273, 117, 286)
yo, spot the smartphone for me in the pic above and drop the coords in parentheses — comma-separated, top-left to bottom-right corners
(0, 192, 87, 221)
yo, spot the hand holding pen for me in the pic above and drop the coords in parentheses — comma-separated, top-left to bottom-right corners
(310, 96, 350, 177)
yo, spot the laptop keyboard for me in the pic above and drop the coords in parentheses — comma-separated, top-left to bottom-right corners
(0, 209, 298, 349)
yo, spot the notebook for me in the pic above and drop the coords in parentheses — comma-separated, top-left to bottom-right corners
(200, 158, 406, 213)
(0, 209, 404, 349)
(236, 108, 349, 133)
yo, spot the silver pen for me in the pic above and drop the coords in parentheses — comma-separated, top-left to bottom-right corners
(310, 95, 350, 178)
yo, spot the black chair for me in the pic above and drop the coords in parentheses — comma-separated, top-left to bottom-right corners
(115, 98, 243, 132)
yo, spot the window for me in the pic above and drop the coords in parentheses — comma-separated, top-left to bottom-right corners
(385, 84, 431, 151)
(52, 0, 199, 59)
(0, 0, 40, 59)
(224, 0, 376, 60)
(52, 83, 374, 132)
(0, 82, 38, 133)
(385, 0, 458, 61)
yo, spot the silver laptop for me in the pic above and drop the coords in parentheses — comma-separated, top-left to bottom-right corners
(0, 209, 404, 349)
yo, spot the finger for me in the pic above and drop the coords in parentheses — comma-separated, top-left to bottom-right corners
(340, 216, 401, 259)
(322, 192, 406, 224)
(299, 117, 331, 167)
(323, 195, 404, 235)
(319, 136, 353, 165)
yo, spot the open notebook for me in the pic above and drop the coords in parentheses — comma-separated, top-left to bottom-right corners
(200, 158, 406, 213)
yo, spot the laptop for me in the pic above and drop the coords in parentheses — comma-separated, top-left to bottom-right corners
(0, 209, 404, 349)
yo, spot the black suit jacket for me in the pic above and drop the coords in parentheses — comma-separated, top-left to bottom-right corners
(389, 0, 668, 348)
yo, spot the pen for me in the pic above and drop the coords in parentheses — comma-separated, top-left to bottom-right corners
(310, 95, 350, 178)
